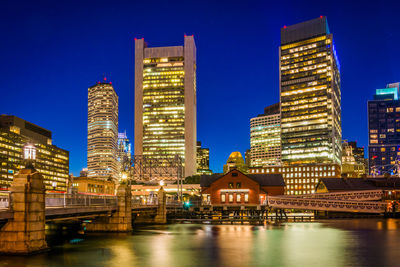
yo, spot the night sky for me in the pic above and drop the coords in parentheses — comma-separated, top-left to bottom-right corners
(1, 0, 400, 175)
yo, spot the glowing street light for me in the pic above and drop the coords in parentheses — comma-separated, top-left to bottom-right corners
(23, 143, 36, 169)
(159, 180, 165, 187)
(23, 144, 36, 161)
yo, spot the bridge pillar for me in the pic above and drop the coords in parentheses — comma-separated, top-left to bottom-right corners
(86, 184, 132, 232)
(0, 167, 48, 255)
(154, 186, 167, 224)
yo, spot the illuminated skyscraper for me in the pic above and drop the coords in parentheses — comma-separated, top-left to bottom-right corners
(250, 103, 281, 167)
(368, 83, 400, 175)
(117, 131, 132, 171)
(280, 16, 341, 165)
(134, 36, 197, 177)
(0, 115, 69, 191)
(87, 80, 119, 180)
(196, 141, 212, 175)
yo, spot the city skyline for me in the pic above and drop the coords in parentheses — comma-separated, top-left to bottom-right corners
(2, 1, 400, 175)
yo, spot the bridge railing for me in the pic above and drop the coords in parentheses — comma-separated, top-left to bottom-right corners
(45, 193, 118, 208)
(131, 196, 158, 207)
(268, 195, 389, 213)
(285, 190, 384, 201)
(166, 200, 183, 208)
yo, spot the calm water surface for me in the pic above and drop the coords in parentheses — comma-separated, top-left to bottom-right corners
(1, 219, 400, 267)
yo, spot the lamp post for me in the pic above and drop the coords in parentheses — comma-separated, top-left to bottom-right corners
(23, 143, 36, 169)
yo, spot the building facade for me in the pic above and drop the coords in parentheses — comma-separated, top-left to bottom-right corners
(87, 80, 119, 181)
(200, 169, 284, 206)
(348, 141, 366, 167)
(249, 163, 340, 195)
(0, 115, 69, 191)
(223, 151, 248, 174)
(250, 103, 281, 167)
(134, 36, 197, 178)
(341, 140, 365, 178)
(117, 131, 132, 173)
(368, 83, 400, 175)
(196, 141, 212, 175)
(72, 176, 115, 195)
(280, 16, 341, 165)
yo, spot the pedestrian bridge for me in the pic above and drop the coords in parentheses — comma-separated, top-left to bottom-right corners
(268, 190, 388, 213)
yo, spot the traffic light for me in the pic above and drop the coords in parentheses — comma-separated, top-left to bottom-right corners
(183, 201, 191, 210)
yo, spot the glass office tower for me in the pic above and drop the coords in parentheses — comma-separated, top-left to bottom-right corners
(280, 16, 341, 165)
(250, 103, 281, 167)
(368, 83, 400, 175)
(134, 36, 197, 177)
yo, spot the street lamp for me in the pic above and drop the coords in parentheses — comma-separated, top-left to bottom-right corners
(121, 172, 128, 182)
(23, 143, 36, 169)
(52, 181, 57, 190)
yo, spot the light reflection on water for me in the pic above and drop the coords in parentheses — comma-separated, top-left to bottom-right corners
(0, 219, 399, 267)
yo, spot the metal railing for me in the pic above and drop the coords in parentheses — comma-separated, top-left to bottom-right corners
(287, 190, 384, 201)
(131, 196, 158, 207)
(268, 195, 388, 213)
(45, 193, 118, 208)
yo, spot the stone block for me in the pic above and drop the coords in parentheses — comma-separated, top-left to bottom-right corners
(27, 222, 44, 232)
(12, 193, 26, 203)
(13, 211, 27, 221)
(13, 202, 26, 212)
(29, 202, 43, 212)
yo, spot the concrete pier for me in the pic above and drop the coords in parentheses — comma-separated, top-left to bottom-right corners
(0, 167, 48, 255)
(154, 186, 167, 224)
(86, 184, 132, 232)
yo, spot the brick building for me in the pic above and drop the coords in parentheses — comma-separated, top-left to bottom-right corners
(200, 169, 284, 205)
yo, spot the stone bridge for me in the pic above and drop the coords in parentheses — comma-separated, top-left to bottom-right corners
(0, 167, 172, 255)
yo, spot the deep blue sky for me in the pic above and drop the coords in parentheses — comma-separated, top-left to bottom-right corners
(1, 0, 400, 175)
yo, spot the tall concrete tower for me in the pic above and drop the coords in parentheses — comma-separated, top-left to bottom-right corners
(134, 36, 197, 177)
(87, 80, 119, 180)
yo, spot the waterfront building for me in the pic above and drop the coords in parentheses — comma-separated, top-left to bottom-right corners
(368, 83, 400, 175)
(117, 131, 132, 172)
(250, 103, 281, 167)
(196, 141, 212, 175)
(200, 169, 284, 205)
(223, 151, 248, 174)
(341, 140, 365, 178)
(249, 163, 340, 195)
(0, 115, 69, 191)
(280, 16, 342, 165)
(72, 176, 115, 195)
(87, 80, 119, 181)
(134, 36, 197, 178)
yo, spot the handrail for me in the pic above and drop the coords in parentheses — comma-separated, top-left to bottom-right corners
(286, 190, 383, 200)
(268, 195, 388, 213)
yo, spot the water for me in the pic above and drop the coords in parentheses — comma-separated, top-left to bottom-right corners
(1, 219, 400, 267)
